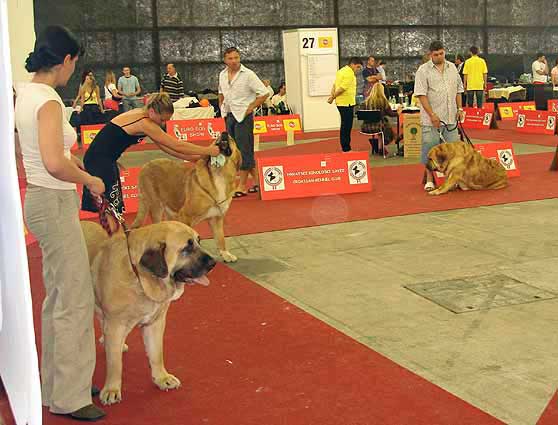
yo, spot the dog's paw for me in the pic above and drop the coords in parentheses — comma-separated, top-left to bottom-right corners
(428, 189, 441, 196)
(153, 373, 181, 391)
(220, 250, 238, 263)
(100, 387, 122, 405)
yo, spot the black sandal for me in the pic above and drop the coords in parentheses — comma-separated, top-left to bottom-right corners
(247, 185, 260, 193)
(233, 191, 247, 198)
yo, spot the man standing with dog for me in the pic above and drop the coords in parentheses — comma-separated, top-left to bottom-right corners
(219, 47, 269, 197)
(414, 41, 464, 192)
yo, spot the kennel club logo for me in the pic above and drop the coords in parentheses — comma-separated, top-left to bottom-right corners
(263, 166, 285, 191)
(547, 115, 556, 131)
(497, 149, 516, 170)
(347, 160, 368, 184)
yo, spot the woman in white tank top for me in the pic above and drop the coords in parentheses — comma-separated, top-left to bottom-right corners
(15, 25, 106, 421)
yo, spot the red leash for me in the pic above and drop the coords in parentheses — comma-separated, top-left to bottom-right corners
(94, 195, 141, 281)
(95, 196, 126, 236)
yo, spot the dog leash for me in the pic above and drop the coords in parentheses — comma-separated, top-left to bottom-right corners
(438, 119, 474, 147)
(95, 196, 141, 282)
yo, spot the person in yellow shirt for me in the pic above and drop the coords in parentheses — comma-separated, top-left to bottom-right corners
(463, 46, 488, 108)
(328, 57, 363, 152)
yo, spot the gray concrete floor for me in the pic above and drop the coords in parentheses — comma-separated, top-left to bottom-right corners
(116, 136, 558, 425)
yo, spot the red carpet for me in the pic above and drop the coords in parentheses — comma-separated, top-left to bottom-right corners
(121, 144, 558, 240)
(0, 245, 504, 425)
(467, 120, 558, 147)
(536, 391, 558, 424)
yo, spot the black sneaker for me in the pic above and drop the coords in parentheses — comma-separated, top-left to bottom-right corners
(69, 404, 106, 421)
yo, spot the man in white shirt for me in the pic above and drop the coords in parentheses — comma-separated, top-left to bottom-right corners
(532, 53, 549, 84)
(218, 47, 268, 197)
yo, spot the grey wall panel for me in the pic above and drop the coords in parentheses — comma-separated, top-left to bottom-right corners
(232, 0, 284, 26)
(221, 30, 282, 61)
(381, 58, 422, 81)
(487, 29, 541, 55)
(440, 0, 484, 25)
(282, 0, 335, 26)
(34, 0, 558, 98)
(82, 32, 116, 65)
(159, 30, 221, 63)
(84, 0, 153, 27)
(393, 1, 440, 26)
(34, 0, 83, 30)
(132, 65, 158, 92)
(243, 62, 284, 86)
(337, 0, 368, 25)
(115, 31, 154, 64)
(187, 63, 227, 91)
(441, 28, 484, 55)
(541, 29, 558, 54)
(391, 29, 438, 57)
(157, 0, 193, 26)
(339, 29, 390, 58)
(190, 0, 234, 26)
(487, 0, 542, 26)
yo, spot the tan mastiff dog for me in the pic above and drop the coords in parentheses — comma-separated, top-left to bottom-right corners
(426, 141, 508, 195)
(81, 220, 216, 405)
(132, 132, 241, 263)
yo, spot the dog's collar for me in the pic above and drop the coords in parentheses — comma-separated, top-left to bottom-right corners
(210, 154, 227, 168)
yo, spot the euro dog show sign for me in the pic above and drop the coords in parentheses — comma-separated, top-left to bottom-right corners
(257, 151, 371, 201)
(167, 118, 226, 141)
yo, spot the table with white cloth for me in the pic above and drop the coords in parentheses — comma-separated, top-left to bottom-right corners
(171, 106, 215, 120)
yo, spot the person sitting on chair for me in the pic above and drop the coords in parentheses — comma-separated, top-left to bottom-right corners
(270, 82, 290, 115)
(360, 83, 401, 155)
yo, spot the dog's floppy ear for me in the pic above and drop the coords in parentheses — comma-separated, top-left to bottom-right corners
(436, 149, 448, 166)
(140, 242, 168, 278)
(138, 241, 175, 302)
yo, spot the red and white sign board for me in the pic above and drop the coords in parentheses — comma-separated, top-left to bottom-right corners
(435, 142, 520, 183)
(76, 167, 141, 219)
(548, 99, 558, 113)
(253, 114, 302, 137)
(465, 102, 495, 112)
(257, 151, 371, 201)
(498, 101, 536, 121)
(516, 110, 556, 135)
(460, 107, 495, 129)
(71, 124, 105, 152)
(167, 118, 226, 141)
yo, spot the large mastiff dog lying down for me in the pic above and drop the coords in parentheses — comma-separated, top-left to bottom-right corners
(132, 132, 241, 263)
(81, 220, 216, 405)
(426, 141, 508, 196)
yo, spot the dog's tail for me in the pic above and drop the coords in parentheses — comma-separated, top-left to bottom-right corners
(550, 145, 558, 171)
(131, 195, 148, 228)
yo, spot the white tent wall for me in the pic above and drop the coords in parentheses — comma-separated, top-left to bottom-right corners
(7, 0, 35, 84)
(0, 0, 42, 424)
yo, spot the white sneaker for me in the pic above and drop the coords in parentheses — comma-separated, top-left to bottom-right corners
(424, 182, 436, 192)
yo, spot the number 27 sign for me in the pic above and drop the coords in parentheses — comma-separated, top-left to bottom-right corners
(299, 31, 336, 54)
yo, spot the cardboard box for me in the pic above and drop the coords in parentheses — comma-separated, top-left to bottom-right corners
(403, 113, 422, 158)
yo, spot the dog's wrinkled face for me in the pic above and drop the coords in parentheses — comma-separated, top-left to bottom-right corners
(426, 144, 448, 173)
(138, 222, 216, 288)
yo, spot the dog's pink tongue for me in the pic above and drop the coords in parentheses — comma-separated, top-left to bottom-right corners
(193, 275, 210, 286)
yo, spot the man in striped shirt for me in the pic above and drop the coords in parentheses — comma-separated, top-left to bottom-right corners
(160, 63, 184, 102)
